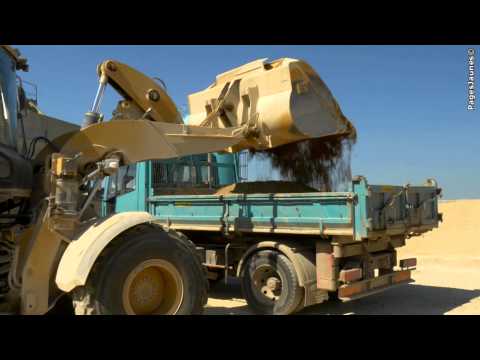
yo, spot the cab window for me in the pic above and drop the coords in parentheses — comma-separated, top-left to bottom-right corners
(0, 49, 17, 148)
(106, 163, 137, 199)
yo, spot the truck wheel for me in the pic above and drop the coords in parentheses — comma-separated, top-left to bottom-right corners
(72, 225, 207, 315)
(241, 250, 303, 315)
(293, 291, 306, 313)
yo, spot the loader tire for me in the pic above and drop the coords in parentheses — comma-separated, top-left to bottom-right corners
(72, 224, 207, 315)
(241, 250, 303, 315)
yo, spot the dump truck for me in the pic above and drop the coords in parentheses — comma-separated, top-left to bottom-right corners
(0, 45, 358, 314)
(102, 148, 442, 314)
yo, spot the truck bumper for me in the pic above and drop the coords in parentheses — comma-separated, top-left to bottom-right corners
(337, 269, 414, 301)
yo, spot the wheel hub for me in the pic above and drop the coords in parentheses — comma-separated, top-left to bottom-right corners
(122, 259, 184, 315)
(266, 277, 281, 291)
(252, 265, 282, 301)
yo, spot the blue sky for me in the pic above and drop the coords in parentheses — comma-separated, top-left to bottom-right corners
(17, 45, 478, 199)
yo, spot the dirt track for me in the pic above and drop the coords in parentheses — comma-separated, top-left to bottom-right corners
(205, 200, 480, 315)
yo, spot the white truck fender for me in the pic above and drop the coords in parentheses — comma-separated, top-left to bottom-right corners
(55, 211, 157, 293)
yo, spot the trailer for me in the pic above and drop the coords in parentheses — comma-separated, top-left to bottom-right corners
(101, 154, 442, 314)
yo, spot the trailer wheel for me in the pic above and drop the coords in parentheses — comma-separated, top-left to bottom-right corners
(241, 250, 303, 315)
(72, 225, 207, 315)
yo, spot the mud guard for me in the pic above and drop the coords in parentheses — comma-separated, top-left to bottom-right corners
(236, 241, 328, 308)
(55, 212, 157, 293)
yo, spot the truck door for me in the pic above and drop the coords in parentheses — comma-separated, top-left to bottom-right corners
(103, 163, 140, 216)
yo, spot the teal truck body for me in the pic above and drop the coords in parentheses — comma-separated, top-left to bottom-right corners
(146, 178, 439, 241)
(101, 153, 442, 314)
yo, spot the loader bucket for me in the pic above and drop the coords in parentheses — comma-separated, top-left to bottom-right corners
(187, 58, 355, 151)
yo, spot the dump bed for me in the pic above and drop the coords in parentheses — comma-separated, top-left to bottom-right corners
(149, 176, 441, 241)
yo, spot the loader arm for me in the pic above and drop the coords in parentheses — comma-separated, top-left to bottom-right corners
(97, 60, 183, 124)
(73, 57, 355, 173)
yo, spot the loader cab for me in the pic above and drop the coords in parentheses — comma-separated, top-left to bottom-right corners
(0, 48, 18, 148)
(0, 46, 33, 206)
(101, 152, 243, 217)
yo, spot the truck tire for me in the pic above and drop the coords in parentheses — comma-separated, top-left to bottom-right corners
(72, 225, 207, 315)
(293, 291, 306, 313)
(240, 250, 303, 315)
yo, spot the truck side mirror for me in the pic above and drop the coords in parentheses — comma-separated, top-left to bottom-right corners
(123, 175, 135, 192)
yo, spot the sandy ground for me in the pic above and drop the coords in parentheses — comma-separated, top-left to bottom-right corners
(205, 200, 480, 315)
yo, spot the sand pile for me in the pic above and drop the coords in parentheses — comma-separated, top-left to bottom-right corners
(215, 181, 318, 195)
(398, 200, 480, 258)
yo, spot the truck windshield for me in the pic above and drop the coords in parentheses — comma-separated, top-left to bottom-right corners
(0, 49, 17, 148)
(106, 164, 137, 199)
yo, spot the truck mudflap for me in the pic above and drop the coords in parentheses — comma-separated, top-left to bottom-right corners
(337, 269, 414, 301)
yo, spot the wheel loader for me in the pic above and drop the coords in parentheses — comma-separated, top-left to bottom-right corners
(0, 45, 354, 315)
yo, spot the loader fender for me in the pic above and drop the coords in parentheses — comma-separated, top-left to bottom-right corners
(236, 241, 327, 307)
(55, 212, 157, 293)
